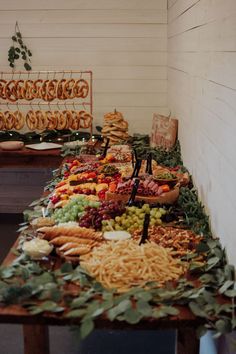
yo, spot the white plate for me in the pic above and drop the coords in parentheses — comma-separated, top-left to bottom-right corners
(25, 142, 62, 150)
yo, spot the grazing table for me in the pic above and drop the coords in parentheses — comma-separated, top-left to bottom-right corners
(0, 237, 202, 354)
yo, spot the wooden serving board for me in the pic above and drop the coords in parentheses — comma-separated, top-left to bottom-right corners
(105, 187, 179, 204)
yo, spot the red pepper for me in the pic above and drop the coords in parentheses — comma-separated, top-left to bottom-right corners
(98, 189, 107, 200)
(87, 172, 97, 179)
(59, 188, 67, 194)
(56, 180, 67, 188)
(160, 184, 170, 193)
(50, 195, 60, 204)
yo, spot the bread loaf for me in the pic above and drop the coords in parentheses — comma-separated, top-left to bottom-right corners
(0, 141, 24, 151)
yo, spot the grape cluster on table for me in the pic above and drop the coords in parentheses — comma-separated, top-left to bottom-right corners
(79, 201, 126, 230)
(101, 204, 166, 233)
(52, 195, 100, 223)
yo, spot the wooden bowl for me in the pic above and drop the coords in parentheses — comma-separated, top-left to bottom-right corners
(105, 187, 179, 205)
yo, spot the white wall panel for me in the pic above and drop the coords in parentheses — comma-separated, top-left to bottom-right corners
(0, 0, 168, 132)
(168, 0, 236, 265)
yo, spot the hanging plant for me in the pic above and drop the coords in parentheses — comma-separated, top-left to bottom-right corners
(8, 21, 32, 71)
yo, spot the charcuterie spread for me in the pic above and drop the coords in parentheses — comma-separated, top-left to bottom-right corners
(0, 116, 235, 341)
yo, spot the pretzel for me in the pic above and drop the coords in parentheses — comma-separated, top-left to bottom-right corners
(0, 112, 5, 129)
(64, 79, 75, 99)
(32, 79, 43, 98)
(15, 80, 25, 99)
(57, 79, 67, 100)
(41, 80, 56, 102)
(79, 110, 93, 129)
(4, 111, 15, 129)
(5, 80, 17, 102)
(35, 110, 47, 130)
(74, 79, 89, 98)
(0, 80, 6, 99)
(70, 110, 80, 130)
(22, 80, 34, 101)
(40, 80, 50, 101)
(47, 80, 58, 101)
(55, 111, 67, 130)
(14, 111, 25, 130)
(63, 110, 72, 129)
(26, 110, 38, 130)
(45, 111, 57, 129)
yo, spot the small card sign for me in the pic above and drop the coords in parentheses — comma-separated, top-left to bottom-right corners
(151, 114, 178, 150)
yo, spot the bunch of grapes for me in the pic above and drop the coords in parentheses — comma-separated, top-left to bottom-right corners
(79, 201, 126, 230)
(102, 204, 166, 233)
(53, 195, 100, 223)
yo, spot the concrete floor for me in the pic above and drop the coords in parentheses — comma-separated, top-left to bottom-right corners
(0, 213, 175, 354)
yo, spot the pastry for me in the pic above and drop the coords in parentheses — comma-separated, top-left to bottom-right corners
(102, 109, 129, 145)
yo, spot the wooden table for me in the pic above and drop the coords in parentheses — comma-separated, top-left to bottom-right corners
(0, 148, 63, 213)
(0, 147, 62, 168)
(0, 240, 202, 354)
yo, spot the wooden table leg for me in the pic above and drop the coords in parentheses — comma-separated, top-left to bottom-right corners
(23, 324, 50, 354)
(176, 328, 200, 354)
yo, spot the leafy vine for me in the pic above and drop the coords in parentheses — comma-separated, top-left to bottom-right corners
(8, 22, 32, 71)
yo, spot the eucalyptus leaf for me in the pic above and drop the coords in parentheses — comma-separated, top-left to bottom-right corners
(91, 307, 104, 318)
(24, 62, 31, 71)
(60, 262, 73, 274)
(124, 308, 143, 324)
(16, 225, 29, 232)
(136, 300, 152, 317)
(152, 309, 166, 319)
(29, 199, 42, 207)
(206, 257, 220, 270)
(135, 291, 153, 302)
(161, 306, 179, 316)
(40, 300, 64, 313)
(215, 319, 232, 334)
(189, 302, 207, 318)
(108, 299, 132, 321)
(29, 306, 43, 315)
(196, 242, 209, 253)
(196, 325, 207, 338)
(1, 267, 14, 279)
(224, 289, 236, 297)
(80, 319, 94, 339)
(66, 309, 87, 318)
(219, 280, 234, 294)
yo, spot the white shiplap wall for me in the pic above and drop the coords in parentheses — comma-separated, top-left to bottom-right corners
(167, 0, 236, 264)
(0, 0, 168, 134)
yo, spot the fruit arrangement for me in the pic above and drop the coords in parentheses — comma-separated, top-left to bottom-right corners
(101, 204, 166, 233)
(79, 201, 126, 230)
(52, 195, 100, 223)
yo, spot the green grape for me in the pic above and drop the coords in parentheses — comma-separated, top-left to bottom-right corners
(155, 211, 162, 219)
(159, 208, 166, 215)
